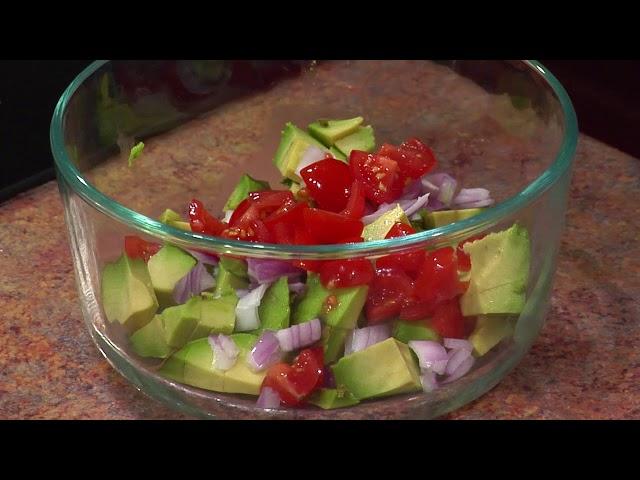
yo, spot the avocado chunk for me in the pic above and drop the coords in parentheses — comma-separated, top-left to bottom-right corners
(420, 208, 484, 229)
(323, 286, 368, 329)
(468, 315, 515, 356)
(329, 146, 347, 161)
(214, 260, 249, 296)
(460, 224, 530, 316)
(273, 122, 329, 181)
(147, 244, 197, 307)
(162, 335, 265, 395)
(129, 314, 172, 358)
(162, 301, 200, 348)
(256, 276, 290, 332)
(159, 209, 192, 231)
(362, 204, 410, 241)
(308, 117, 364, 147)
(334, 125, 376, 158)
(392, 321, 440, 344)
(308, 388, 360, 409)
(101, 254, 159, 333)
(322, 324, 351, 364)
(292, 273, 329, 325)
(223, 174, 270, 211)
(332, 338, 422, 400)
(219, 257, 248, 279)
(188, 293, 237, 340)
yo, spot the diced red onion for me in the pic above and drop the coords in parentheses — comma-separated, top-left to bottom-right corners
(420, 369, 438, 392)
(425, 196, 446, 211)
(444, 338, 473, 352)
(402, 193, 430, 218)
(408, 340, 449, 371)
(235, 283, 270, 332)
(361, 202, 396, 224)
(442, 355, 475, 384)
(438, 177, 457, 206)
(453, 188, 494, 209)
(247, 330, 283, 372)
(421, 172, 459, 208)
(275, 318, 322, 352)
(295, 145, 327, 179)
(454, 198, 495, 209)
(235, 288, 250, 299)
(208, 334, 239, 371)
(322, 369, 336, 388)
(344, 324, 391, 356)
(247, 258, 305, 285)
(288, 281, 306, 295)
(431, 359, 448, 376)
(400, 179, 423, 200)
(185, 248, 219, 266)
(173, 262, 216, 304)
(256, 387, 281, 409)
(445, 348, 472, 376)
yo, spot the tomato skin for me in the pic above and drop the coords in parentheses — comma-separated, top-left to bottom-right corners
(414, 247, 466, 306)
(261, 347, 324, 407)
(429, 298, 465, 339)
(376, 222, 426, 278)
(300, 158, 352, 212)
(263, 201, 307, 244)
(379, 138, 437, 179)
(349, 150, 404, 206)
(124, 235, 161, 262)
(188, 199, 226, 236)
(399, 300, 435, 321)
(340, 180, 366, 219)
(365, 266, 415, 324)
(302, 208, 363, 244)
(319, 259, 374, 289)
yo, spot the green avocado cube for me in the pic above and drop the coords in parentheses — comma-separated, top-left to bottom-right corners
(257, 276, 290, 332)
(362, 204, 410, 241)
(129, 314, 172, 358)
(273, 122, 329, 181)
(334, 125, 376, 158)
(292, 273, 329, 325)
(308, 388, 360, 409)
(308, 116, 364, 147)
(420, 208, 484, 229)
(468, 315, 515, 356)
(392, 321, 440, 344)
(215, 260, 249, 297)
(147, 244, 197, 308)
(223, 174, 270, 211)
(332, 338, 422, 400)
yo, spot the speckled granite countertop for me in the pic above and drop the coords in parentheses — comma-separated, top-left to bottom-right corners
(1, 133, 638, 419)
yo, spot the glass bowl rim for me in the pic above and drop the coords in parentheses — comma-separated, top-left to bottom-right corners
(50, 59, 578, 258)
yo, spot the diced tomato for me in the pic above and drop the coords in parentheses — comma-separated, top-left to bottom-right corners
(124, 235, 161, 262)
(188, 199, 226, 236)
(399, 300, 435, 322)
(349, 150, 404, 206)
(263, 200, 307, 244)
(429, 298, 465, 339)
(290, 229, 324, 272)
(261, 347, 324, 407)
(340, 180, 366, 219)
(229, 190, 294, 233)
(375, 222, 426, 277)
(365, 265, 415, 324)
(414, 247, 467, 306)
(319, 258, 374, 289)
(300, 158, 353, 212)
(302, 208, 363, 244)
(379, 138, 437, 180)
(220, 219, 273, 243)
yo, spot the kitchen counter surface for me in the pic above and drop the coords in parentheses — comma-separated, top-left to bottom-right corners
(1, 130, 639, 419)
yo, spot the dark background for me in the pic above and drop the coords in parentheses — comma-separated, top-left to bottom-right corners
(1, 60, 639, 202)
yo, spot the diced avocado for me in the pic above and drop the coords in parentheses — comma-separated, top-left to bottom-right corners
(323, 286, 368, 329)
(392, 321, 440, 344)
(332, 338, 422, 400)
(460, 224, 530, 316)
(129, 314, 172, 358)
(229, 333, 258, 354)
(164, 335, 265, 394)
(161, 301, 200, 348)
(334, 125, 376, 158)
(223, 174, 270, 211)
(159, 209, 192, 231)
(307, 117, 364, 147)
(189, 293, 237, 340)
(362, 204, 410, 241)
(329, 146, 347, 161)
(214, 261, 249, 296)
(257, 276, 290, 331)
(292, 273, 329, 325)
(219, 256, 249, 279)
(273, 122, 329, 181)
(420, 208, 484, 229)
(147, 244, 197, 308)
(322, 324, 351, 363)
(468, 315, 515, 356)
(308, 388, 360, 409)
(101, 254, 159, 333)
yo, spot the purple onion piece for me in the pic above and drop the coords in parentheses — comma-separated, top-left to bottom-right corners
(185, 248, 219, 266)
(256, 387, 281, 409)
(454, 198, 495, 209)
(208, 334, 239, 371)
(403, 193, 431, 217)
(288, 281, 306, 295)
(235, 283, 270, 332)
(420, 369, 438, 392)
(247, 330, 283, 372)
(400, 179, 423, 200)
(322, 369, 336, 388)
(247, 258, 305, 285)
(408, 340, 449, 371)
(445, 348, 472, 376)
(441, 355, 475, 384)
(443, 338, 474, 352)
(173, 262, 216, 304)
(275, 318, 322, 352)
(361, 202, 396, 225)
(346, 324, 391, 355)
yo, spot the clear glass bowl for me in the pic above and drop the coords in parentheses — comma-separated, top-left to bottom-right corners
(51, 60, 577, 419)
